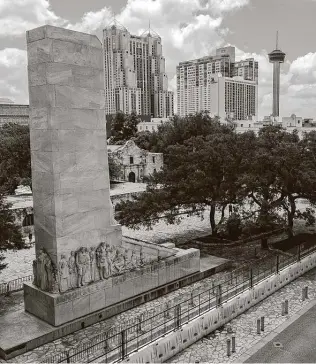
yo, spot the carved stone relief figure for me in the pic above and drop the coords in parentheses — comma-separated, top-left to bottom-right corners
(96, 242, 107, 280)
(105, 243, 112, 278)
(139, 248, 146, 267)
(33, 248, 59, 293)
(130, 251, 138, 269)
(122, 249, 129, 269)
(58, 254, 69, 293)
(37, 249, 47, 290)
(32, 260, 38, 286)
(113, 248, 125, 274)
(76, 247, 87, 287)
(51, 266, 60, 294)
(68, 251, 77, 289)
(83, 247, 91, 284)
(89, 247, 98, 281)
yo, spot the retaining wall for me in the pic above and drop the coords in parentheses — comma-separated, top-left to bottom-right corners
(125, 251, 316, 363)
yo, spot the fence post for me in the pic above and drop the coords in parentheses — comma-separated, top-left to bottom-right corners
(260, 316, 264, 331)
(190, 292, 195, 307)
(137, 314, 143, 334)
(250, 268, 253, 288)
(121, 330, 127, 360)
(276, 255, 279, 274)
(216, 285, 222, 307)
(284, 299, 289, 314)
(305, 286, 309, 299)
(227, 339, 231, 357)
(302, 288, 306, 301)
(232, 335, 236, 353)
(281, 302, 285, 315)
(104, 333, 109, 360)
(174, 304, 181, 330)
(256, 319, 261, 334)
(298, 244, 301, 262)
(66, 351, 70, 363)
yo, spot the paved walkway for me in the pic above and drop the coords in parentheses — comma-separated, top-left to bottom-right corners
(168, 267, 316, 363)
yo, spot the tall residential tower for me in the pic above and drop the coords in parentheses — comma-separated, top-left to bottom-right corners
(268, 32, 286, 119)
(176, 46, 258, 120)
(103, 21, 174, 118)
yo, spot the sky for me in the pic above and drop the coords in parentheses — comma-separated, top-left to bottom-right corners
(1, 0, 316, 119)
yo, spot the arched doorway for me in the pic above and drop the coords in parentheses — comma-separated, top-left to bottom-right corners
(128, 171, 136, 183)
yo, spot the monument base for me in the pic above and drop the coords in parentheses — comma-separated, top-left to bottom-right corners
(0, 254, 231, 360)
(24, 249, 200, 326)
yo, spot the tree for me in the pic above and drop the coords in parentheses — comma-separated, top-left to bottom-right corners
(0, 123, 31, 194)
(0, 189, 28, 272)
(134, 112, 227, 155)
(116, 115, 240, 235)
(237, 126, 316, 247)
(108, 111, 141, 144)
(108, 154, 122, 181)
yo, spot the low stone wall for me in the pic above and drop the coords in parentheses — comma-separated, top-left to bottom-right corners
(125, 251, 316, 363)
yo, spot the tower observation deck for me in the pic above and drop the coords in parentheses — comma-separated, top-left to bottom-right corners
(268, 31, 286, 118)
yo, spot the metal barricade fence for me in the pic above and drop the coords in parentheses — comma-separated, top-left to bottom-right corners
(0, 275, 33, 295)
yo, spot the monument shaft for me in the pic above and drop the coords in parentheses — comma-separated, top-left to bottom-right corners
(27, 25, 121, 270)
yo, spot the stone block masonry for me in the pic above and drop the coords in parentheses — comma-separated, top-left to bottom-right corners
(26, 25, 121, 268)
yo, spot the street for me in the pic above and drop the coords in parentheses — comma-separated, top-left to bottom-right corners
(245, 301, 316, 363)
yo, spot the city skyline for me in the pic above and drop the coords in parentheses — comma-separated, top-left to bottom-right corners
(1, 0, 316, 119)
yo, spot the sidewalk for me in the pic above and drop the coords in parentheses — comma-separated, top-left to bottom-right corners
(168, 267, 316, 363)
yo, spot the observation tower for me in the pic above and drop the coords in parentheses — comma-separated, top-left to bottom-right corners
(268, 31, 286, 119)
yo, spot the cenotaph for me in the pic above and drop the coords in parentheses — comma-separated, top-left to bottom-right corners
(23, 25, 201, 327)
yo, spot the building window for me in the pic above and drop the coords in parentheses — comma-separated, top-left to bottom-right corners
(130, 156, 134, 164)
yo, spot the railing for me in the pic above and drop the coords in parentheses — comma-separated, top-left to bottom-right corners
(43, 244, 316, 363)
(0, 275, 33, 295)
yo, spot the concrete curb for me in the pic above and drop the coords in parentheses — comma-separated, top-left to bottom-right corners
(238, 297, 316, 363)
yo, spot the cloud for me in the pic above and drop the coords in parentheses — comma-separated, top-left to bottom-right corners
(0, 48, 28, 103)
(0, 0, 65, 37)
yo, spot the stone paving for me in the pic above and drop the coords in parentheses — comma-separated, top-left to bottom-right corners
(168, 267, 316, 364)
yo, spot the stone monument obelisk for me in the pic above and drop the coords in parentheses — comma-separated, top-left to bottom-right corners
(24, 25, 122, 325)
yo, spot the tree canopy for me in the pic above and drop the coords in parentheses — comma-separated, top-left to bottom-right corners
(0, 123, 31, 194)
(108, 111, 141, 145)
(0, 190, 28, 272)
(116, 114, 316, 243)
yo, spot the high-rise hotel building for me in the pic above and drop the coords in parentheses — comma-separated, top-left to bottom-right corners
(103, 22, 174, 118)
(176, 46, 258, 121)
